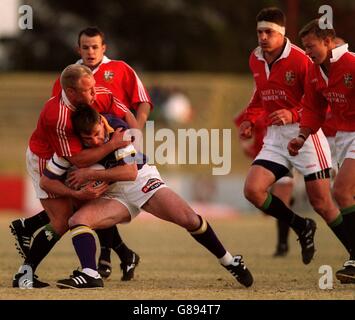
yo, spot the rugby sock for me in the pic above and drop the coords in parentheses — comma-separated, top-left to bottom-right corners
(328, 213, 350, 254)
(71, 225, 97, 271)
(24, 224, 60, 273)
(277, 219, 290, 247)
(190, 215, 227, 259)
(341, 205, 355, 259)
(112, 227, 133, 263)
(261, 193, 307, 234)
(24, 210, 50, 234)
(96, 227, 113, 262)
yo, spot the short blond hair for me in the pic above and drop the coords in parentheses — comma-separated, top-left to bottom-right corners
(60, 64, 93, 90)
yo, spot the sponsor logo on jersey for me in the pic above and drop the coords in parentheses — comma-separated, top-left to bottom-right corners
(103, 70, 115, 82)
(343, 73, 353, 88)
(142, 178, 164, 193)
(285, 70, 296, 86)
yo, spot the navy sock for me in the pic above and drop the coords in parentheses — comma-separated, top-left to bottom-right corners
(71, 225, 97, 270)
(190, 215, 227, 259)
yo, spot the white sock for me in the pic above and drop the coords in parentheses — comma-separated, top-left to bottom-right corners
(219, 252, 234, 266)
(82, 268, 100, 279)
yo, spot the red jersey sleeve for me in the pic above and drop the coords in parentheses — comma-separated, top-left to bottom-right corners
(121, 62, 152, 110)
(300, 69, 328, 133)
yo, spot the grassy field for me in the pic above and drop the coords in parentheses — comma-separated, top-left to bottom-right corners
(0, 212, 354, 300)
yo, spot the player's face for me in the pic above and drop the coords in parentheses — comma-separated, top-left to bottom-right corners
(71, 75, 96, 105)
(257, 28, 284, 53)
(80, 121, 106, 148)
(302, 33, 330, 65)
(78, 35, 106, 69)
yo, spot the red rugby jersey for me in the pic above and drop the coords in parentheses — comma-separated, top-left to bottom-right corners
(243, 39, 311, 126)
(52, 57, 152, 111)
(300, 44, 355, 133)
(29, 88, 128, 159)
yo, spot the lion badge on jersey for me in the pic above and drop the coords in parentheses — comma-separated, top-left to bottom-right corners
(284, 70, 296, 86)
(343, 73, 353, 88)
(103, 70, 115, 83)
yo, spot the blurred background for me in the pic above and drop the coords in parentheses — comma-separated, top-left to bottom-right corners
(0, 0, 354, 215)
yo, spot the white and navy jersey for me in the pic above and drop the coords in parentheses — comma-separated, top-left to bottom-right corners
(43, 114, 146, 180)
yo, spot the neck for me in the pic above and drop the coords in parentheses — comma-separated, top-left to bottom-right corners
(87, 58, 103, 70)
(263, 39, 286, 64)
(321, 44, 337, 75)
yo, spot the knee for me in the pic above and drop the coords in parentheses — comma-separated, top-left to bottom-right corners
(68, 215, 84, 228)
(176, 211, 200, 230)
(50, 219, 68, 236)
(244, 183, 264, 207)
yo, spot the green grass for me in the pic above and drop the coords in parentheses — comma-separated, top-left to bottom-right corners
(0, 212, 354, 300)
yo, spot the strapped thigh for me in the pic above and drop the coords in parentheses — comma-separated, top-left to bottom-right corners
(252, 159, 290, 181)
(304, 168, 331, 182)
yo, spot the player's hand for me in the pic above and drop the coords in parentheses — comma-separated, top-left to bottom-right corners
(110, 128, 131, 150)
(287, 137, 305, 156)
(239, 121, 253, 139)
(73, 182, 109, 200)
(66, 168, 93, 190)
(269, 109, 293, 126)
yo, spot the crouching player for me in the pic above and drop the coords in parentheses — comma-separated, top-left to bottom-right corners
(40, 104, 254, 289)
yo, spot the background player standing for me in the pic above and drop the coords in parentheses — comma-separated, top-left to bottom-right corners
(288, 19, 355, 283)
(239, 7, 347, 267)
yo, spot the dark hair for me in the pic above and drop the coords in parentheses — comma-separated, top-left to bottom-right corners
(256, 7, 286, 26)
(72, 104, 101, 136)
(78, 26, 105, 46)
(299, 19, 336, 40)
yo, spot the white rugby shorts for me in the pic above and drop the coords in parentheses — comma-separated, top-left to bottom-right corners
(255, 123, 332, 176)
(326, 136, 338, 171)
(103, 164, 167, 220)
(335, 131, 355, 167)
(26, 147, 54, 199)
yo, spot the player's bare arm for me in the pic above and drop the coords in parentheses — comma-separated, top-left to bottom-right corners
(40, 175, 108, 200)
(66, 163, 138, 189)
(68, 128, 130, 168)
(135, 102, 151, 130)
(239, 120, 253, 139)
(287, 127, 313, 156)
(123, 108, 139, 129)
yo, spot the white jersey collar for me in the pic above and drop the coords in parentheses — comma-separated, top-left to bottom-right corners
(75, 56, 112, 74)
(330, 43, 349, 63)
(254, 38, 292, 62)
(61, 90, 76, 111)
